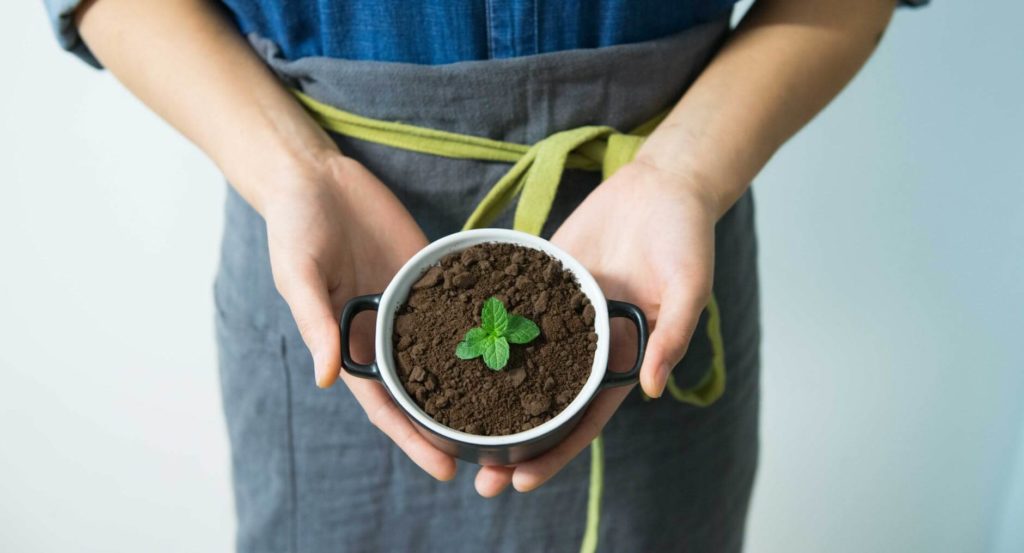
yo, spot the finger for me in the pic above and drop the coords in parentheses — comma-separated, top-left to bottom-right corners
(475, 465, 514, 498)
(640, 282, 708, 398)
(511, 386, 630, 492)
(344, 373, 458, 481)
(273, 260, 342, 388)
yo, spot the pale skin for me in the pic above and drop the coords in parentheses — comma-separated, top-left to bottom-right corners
(77, 0, 897, 496)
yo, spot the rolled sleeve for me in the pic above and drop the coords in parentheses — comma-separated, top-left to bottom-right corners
(44, 0, 102, 68)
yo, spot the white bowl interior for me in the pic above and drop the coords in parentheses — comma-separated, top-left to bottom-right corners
(375, 229, 610, 446)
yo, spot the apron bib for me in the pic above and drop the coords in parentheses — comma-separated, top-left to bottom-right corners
(215, 16, 760, 553)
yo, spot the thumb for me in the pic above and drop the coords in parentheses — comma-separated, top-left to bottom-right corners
(273, 261, 341, 388)
(640, 282, 709, 398)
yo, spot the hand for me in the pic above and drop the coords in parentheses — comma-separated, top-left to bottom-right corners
(261, 155, 457, 481)
(474, 159, 719, 495)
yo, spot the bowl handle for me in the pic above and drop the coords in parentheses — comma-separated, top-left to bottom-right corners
(600, 300, 650, 389)
(340, 293, 383, 380)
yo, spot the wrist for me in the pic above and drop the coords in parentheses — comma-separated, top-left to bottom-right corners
(635, 114, 765, 219)
(226, 139, 344, 215)
(629, 151, 744, 220)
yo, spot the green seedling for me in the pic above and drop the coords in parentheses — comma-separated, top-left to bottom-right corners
(455, 297, 540, 370)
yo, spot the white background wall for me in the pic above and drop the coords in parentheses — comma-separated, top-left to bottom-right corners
(2, 1, 1022, 552)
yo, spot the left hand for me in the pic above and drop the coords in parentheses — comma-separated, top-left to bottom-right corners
(474, 158, 721, 496)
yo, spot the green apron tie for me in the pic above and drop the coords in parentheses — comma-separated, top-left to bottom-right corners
(463, 126, 646, 234)
(294, 89, 727, 553)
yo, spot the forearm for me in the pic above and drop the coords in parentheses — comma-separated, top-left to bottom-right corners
(75, 0, 337, 213)
(637, 0, 897, 216)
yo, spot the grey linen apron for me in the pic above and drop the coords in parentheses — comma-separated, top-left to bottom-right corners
(215, 15, 760, 553)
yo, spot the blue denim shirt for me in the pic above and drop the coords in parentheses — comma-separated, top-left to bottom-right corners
(45, 0, 928, 68)
(220, 0, 736, 64)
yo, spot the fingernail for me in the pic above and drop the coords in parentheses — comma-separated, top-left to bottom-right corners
(312, 355, 328, 388)
(651, 362, 672, 398)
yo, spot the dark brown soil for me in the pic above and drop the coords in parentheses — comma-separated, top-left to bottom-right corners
(393, 243, 597, 436)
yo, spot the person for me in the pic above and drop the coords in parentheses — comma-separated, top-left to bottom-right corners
(44, 0, 925, 551)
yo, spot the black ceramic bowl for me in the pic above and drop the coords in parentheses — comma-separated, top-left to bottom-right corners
(339, 229, 647, 465)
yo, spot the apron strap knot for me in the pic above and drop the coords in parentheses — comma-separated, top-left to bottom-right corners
(467, 125, 641, 236)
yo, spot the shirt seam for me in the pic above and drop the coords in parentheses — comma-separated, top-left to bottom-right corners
(485, 0, 496, 59)
(533, 0, 539, 55)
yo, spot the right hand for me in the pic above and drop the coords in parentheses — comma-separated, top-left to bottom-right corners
(260, 154, 457, 481)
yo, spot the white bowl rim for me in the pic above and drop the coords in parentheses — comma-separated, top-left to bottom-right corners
(375, 228, 611, 447)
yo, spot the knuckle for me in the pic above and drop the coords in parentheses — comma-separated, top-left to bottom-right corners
(289, 311, 320, 342)
(366, 401, 389, 430)
(272, 271, 303, 303)
(683, 279, 712, 305)
(673, 272, 712, 301)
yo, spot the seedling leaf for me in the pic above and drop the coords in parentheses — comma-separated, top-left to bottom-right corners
(455, 296, 539, 370)
(456, 327, 491, 359)
(480, 297, 508, 335)
(482, 336, 510, 370)
(505, 315, 540, 344)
